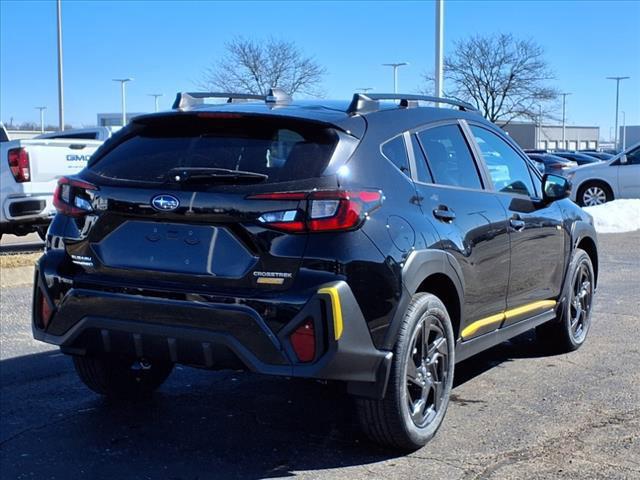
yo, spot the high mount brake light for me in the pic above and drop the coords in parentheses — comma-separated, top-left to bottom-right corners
(248, 190, 383, 233)
(53, 176, 97, 217)
(8, 148, 30, 183)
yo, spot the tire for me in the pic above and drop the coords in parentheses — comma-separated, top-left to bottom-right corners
(356, 293, 455, 450)
(536, 248, 595, 353)
(36, 226, 48, 241)
(577, 181, 613, 207)
(73, 355, 173, 399)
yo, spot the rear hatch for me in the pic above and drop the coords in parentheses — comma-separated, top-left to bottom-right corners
(60, 112, 360, 292)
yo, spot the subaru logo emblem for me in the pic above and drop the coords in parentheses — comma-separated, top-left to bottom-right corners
(151, 194, 180, 211)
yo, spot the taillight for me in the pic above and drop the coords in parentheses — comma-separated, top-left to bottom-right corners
(248, 190, 383, 233)
(8, 148, 30, 182)
(53, 176, 97, 217)
(290, 320, 316, 362)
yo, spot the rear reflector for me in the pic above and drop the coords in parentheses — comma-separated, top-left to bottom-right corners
(38, 288, 53, 329)
(8, 148, 30, 183)
(290, 320, 316, 362)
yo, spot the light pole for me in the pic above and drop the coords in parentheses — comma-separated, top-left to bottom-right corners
(148, 93, 163, 112)
(357, 87, 374, 94)
(560, 92, 571, 149)
(606, 76, 630, 150)
(382, 63, 408, 93)
(56, 0, 64, 131)
(113, 78, 133, 126)
(35, 106, 47, 133)
(435, 0, 444, 99)
(622, 111, 626, 150)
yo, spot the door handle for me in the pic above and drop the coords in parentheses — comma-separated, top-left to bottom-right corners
(433, 205, 456, 222)
(510, 215, 525, 232)
(69, 144, 86, 150)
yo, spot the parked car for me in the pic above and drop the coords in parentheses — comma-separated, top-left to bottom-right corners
(577, 151, 614, 161)
(527, 153, 577, 174)
(0, 127, 111, 240)
(552, 151, 603, 166)
(32, 91, 598, 450)
(569, 142, 640, 206)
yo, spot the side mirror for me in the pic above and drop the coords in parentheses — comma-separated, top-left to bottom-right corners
(543, 174, 571, 202)
(620, 154, 628, 165)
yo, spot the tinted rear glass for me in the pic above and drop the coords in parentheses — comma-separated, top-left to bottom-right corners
(88, 115, 338, 184)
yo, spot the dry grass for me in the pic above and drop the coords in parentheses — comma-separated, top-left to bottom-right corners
(0, 252, 42, 269)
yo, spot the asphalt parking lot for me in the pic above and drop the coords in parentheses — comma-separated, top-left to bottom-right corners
(1, 232, 639, 480)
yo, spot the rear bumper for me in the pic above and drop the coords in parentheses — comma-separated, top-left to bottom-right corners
(32, 255, 392, 397)
(1, 194, 54, 226)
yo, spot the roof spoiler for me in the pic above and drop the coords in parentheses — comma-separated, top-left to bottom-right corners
(172, 88, 292, 110)
(346, 93, 478, 115)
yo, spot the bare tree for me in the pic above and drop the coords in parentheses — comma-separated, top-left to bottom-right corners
(422, 34, 558, 124)
(201, 37, 326, 97)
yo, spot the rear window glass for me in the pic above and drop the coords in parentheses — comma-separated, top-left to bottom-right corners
(88, 116, 338, 184)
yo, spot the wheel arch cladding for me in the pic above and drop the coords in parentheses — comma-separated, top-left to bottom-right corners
(576, 235, 598, 288)
(382, 250, 464, 349)
(415, 273, 462, 341)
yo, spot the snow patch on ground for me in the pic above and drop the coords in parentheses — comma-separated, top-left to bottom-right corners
(583, 199, 640, 233)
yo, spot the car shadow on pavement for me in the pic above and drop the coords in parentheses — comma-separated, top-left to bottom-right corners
(1, 332, 558, 479)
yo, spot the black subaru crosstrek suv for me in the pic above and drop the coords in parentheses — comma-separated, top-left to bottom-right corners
(32, 90, 598, 450)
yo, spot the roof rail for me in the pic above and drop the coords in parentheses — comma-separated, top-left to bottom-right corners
(346, 93, 478, 115)
(172, 88, 292, 110)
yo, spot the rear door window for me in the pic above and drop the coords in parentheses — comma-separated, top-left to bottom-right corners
(88, 116, 339, 185)
(417, 124, 483, 189)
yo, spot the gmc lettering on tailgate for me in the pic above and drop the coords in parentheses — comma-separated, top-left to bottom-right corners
(66, 154, 91, 162)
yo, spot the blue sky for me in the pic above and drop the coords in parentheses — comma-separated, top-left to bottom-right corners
(1, 0, 639, 139)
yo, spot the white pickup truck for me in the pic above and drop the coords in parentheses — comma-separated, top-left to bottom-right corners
(0, 124, 115, 240)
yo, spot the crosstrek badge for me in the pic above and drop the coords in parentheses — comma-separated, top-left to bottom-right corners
(253, 271, 293, 285)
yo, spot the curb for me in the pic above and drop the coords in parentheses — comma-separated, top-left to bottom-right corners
(1, 266, 34, 288)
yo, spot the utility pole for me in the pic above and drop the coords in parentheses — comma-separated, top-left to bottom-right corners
(113, 78, 133, 126)
(560, 92, 571, 149)
(56, 0, 64, 131)
(435, 0, 444, 99)
(606, 76, 630, 150)
(35, 106, 47, 133)
(382, 63, 408, 93)
(148, 93, 163, 112)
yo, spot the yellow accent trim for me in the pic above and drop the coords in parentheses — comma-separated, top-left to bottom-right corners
(460, 312, 505, 339)
(504, 300, 556, 319)
(256, 277, 284, 285)
(461, 300, 557, 340)
(318, 287, 343, 340)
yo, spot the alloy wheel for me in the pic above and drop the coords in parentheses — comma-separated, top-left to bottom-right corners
(570, 261, 593, 343)
(404, 314, 449, 428)
(582, 186, 607, 206)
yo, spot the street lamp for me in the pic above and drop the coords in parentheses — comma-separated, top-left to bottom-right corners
(560, 92, 571, 149)
(435, 0, 444, 99)
(606, 76, 630, 150)
(357, 87, 374, 94)
(35, 106, 47, 133)
(622, 111, 626, 150)
(382, 63, 409, 93)
(148, 93, 163, 112)
(113, 78, 133, 126)
(56, 0, 64, 131)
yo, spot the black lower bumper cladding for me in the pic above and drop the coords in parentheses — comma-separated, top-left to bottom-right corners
(33, 257, 392, 397)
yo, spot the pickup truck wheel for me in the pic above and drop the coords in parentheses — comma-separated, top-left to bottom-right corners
(356, 293, 455, 450)
(537, 248, 594, 353)
(36, 227, 48, 241)
(73, 355, 173, 399)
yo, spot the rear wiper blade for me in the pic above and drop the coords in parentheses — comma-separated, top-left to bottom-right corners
(167, 167, 268, 184)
